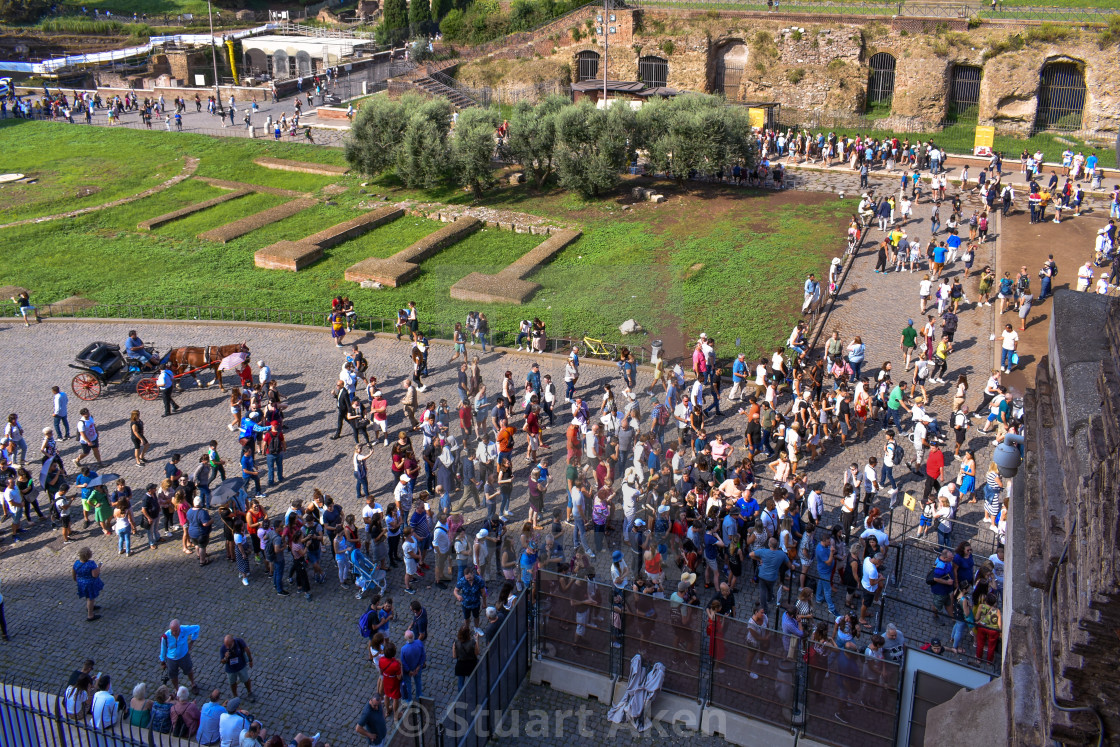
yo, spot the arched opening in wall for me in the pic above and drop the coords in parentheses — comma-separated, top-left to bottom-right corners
(1035, 61, 1086, 131)
(245, 49, 267, 77)
(575, 50, 600, 82)
(638, 55, 668, 88)
(295, 50, 313, 77)
(714, 42, 748, 100)
(866, 52, 896, 115)
(273, 51, 289, 79)
(947, 64, 981, 122)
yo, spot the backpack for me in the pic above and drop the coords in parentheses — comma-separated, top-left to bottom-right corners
(655, 404, 671, 427)
(358, 608, 375, 638)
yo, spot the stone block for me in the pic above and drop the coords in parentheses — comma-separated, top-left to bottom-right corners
(138, 188, 251, 230)
(509, 172, 525, 185)
(253, 157, 348, 176)
(254, 240, 323, 271)
(198, 197, 318, 243)
(651, 194, 666, 204)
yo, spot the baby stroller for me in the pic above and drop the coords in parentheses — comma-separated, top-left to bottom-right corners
(350, 548, 387, 600)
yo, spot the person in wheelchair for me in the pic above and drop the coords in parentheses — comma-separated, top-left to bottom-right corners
(124, 330, 156, 370)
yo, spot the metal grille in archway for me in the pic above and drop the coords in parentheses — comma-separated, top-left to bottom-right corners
(638, 55, 668, 88)
(867, 52, 896, 105)
(714, 43, 747, 100)
(948, 64, 981, 121)
(1036, 62, 1086, 131)
(576, 50, 600, 82)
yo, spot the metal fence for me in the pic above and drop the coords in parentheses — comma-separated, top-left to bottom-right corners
(436, 592, 531, 747)
(622, 0, 1116, 22)
(2, 302, 655, 365)
(534, 570, 909, 738)
(0, 681, 154, 747)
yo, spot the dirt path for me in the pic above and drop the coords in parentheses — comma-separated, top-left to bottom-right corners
(0, 157, 200, 230)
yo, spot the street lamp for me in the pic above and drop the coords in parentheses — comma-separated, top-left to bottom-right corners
(207, 0, 222, 113)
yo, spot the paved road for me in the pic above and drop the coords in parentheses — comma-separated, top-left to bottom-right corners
(0, 168, 1025, 744)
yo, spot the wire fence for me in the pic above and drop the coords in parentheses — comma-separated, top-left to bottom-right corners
(1, 301, 656, 365)
(623, 0, 1117, 21)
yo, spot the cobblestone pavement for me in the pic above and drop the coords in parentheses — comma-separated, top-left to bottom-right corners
(0, 169, 1012, 743)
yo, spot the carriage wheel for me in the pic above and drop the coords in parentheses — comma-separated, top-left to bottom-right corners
(72, 373, 101, 401)
(137, 377, 160, 401)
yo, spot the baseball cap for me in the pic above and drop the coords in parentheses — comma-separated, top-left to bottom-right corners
(477, 528, 489, 539)
(612, 550, 623, 562)
(399, 475, 410, 483)
(226, 698, 241, 713)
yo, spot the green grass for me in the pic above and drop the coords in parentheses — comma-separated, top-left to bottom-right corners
(0, 120, 850, 358)
(53, 0, 270, 18)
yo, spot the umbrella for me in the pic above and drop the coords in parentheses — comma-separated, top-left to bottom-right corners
(210, 477, 246, 506)
(217, 352, 249, 371)
(83, 473, 120, 489)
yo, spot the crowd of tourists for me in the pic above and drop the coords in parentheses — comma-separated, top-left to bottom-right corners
(6, 130, 1117, 741)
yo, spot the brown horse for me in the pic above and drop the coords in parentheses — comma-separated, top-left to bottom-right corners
(167, 343, 249, 391)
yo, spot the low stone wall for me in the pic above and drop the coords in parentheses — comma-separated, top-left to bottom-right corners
(253, 157, 348, 176)
(198, 197, 318, 243)
(344, 216, 482, 287)
(450, 228, 582, 305)
(254, 205, 404, 271)
(193, 177, 304, 197)
(138, 188, 251, 231)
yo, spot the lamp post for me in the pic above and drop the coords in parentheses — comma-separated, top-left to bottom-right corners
(602, 0, 608, 108)
(207, 0, 222, 113)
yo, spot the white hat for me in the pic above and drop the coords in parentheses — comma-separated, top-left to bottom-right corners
(373, 390, 382, 397)
(699, 332, 708, 339)
(399, 474, 410, 483)
(477, 528, 489, 539)
(257, 360, 264, 367)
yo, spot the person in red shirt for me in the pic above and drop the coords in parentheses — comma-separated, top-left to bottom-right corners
(523, 405, 544, 462)
(496, 419, 516, 466)
(378, 641, 402, 720)
(923, 446, 945, 504)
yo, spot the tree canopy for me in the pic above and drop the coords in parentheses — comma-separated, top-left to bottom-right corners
(345, 93, 760, 199)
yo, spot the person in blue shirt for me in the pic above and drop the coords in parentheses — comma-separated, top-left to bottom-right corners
(702, 524, 725, 589)
(241, 447, 264, 499)
(399, 629, 426, 702)
(526, 364, 542, 399)
(814, 534, 839, 616)
(159, 619, 200, 694)
(730, 354, 748, 401)
(752, 537, 790, 615)
(124, 330, 155, 368)
(239, 413, 270, 454)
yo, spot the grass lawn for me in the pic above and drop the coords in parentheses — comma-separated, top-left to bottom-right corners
(0, 120, 851, 360)
(53, 0, 271, 17)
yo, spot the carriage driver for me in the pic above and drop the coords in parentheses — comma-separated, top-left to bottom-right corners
(124, 330, 155, 369)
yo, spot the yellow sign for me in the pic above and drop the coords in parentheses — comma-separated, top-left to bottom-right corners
(903, 492, 918, 512)
(974, 125, 994, 157)
(748, 108, 766, 130)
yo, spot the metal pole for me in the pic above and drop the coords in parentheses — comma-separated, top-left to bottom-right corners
(208, 0, 222, 113)
(601, 0, 608, 107)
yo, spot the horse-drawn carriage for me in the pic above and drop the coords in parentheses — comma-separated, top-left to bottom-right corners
(69, 341, 250, 401)
(69, 341, 163, 401)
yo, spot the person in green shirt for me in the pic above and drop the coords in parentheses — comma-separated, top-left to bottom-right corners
(88, 487, 113, 535)
(883, 383, 909, 432)
(900, 320, 919, 371)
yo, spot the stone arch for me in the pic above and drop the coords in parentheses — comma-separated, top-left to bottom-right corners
(1035, 58, 1086, 131)
(638, 55, 668, 88)
(244, 48, 268, 76)
(867, 52, 896, 109)
(295, 50, 313, 77)
(273, 50, 290, 79)
(574, 49, 600, 82)
(711, 40, 748, 100)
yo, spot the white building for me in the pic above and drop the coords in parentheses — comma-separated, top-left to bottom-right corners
(240, 35, 370, 78)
